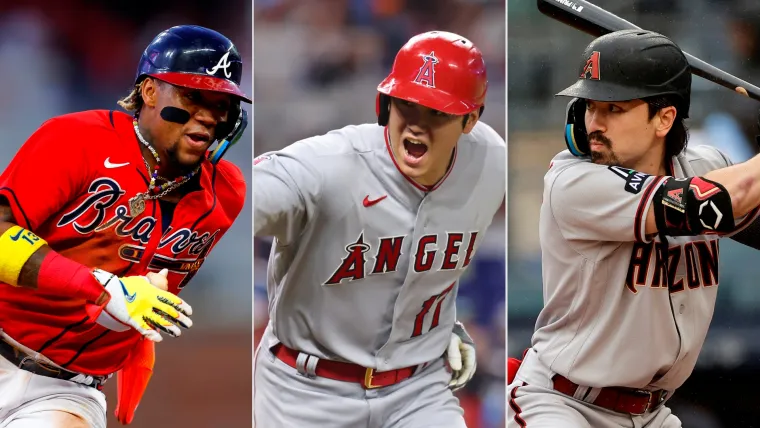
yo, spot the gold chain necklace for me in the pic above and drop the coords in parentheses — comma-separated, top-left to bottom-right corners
(128, 120, 200, 217)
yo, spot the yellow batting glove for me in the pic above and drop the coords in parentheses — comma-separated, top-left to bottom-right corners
(91, 269, 193, 342)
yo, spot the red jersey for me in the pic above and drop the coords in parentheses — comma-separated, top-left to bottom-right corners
(0, 110, 246, 375)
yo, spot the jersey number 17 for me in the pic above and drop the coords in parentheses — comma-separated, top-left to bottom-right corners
(411, 282, 455, 338)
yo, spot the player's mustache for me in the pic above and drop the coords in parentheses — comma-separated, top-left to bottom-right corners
(587, 131, 612, 148)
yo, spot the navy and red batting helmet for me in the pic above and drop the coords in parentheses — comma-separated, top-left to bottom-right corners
(135, 25, 251, 103)
(132, 25, 250, 164)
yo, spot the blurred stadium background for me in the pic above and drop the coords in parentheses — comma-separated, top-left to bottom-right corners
(0, 1, 252, 427)
(509, 0, 760, 426)
(253, 0, 506, 426)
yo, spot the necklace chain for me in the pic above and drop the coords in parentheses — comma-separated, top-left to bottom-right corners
(128, 120, 201, 217)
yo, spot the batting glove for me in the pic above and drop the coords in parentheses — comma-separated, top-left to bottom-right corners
(447, 321, 477, 391)
(90, 269, 193, 342)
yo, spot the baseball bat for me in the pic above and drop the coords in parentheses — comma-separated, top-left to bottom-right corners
(537, 0, 760, 102)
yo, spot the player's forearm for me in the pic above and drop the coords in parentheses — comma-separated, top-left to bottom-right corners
(16, 237, 51, 289)
(0, 207, 46, 288)
(0, 207, 108, 304)
(645, 156, 760, 235)
(0, 206, 36, 288)
(703, 155, 760, 218)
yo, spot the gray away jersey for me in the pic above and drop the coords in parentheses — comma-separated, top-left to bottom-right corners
(532, 145, 760, 392)
(254, 122, 505, 370)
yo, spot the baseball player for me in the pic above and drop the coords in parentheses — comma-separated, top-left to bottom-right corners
(508, 29, 760, 427)
(253, 31, 505, 427)
(0, 25, 249, 427)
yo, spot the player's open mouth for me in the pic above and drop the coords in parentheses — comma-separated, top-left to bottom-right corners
(403, 138, 428, 165)
(185, 132, 211, 149)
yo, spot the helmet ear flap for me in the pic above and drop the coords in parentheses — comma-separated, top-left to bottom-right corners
(564, 98, 590, 157)
(377, 94, 391, 126)
(209, 104, 247, 164)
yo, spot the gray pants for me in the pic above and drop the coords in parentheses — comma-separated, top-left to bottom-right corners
(507, 349, 681, 428)
(253, 342, 467, 428)
(0, 355, 106, 428)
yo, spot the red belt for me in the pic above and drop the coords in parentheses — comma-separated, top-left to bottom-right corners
(552, 374, 668, 415)
(272, 344, 416, 389)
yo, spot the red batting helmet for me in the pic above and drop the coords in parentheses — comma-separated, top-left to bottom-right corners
(376, 31, 488, 126)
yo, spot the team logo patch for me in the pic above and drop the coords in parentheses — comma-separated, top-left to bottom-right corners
(662, 187, 686, 213)
(608, 165, 650, 194)
(414, 51, 439, 88)
(662, 189, 686, 213)
(667, 188, 683, 204)
(253, 155, 272, 166)
(581, 51, 601, 80)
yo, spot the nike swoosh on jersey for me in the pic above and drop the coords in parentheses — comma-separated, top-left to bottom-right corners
(104, 158, 130, 169)
(120, 280, 137, 303)
(363, 195, 388, 207)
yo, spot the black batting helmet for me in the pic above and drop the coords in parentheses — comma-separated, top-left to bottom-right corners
(557, 29, 691, 116)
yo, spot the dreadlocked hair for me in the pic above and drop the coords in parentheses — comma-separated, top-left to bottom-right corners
(117, 78, 170, 113)
(117, 79, 147, 112)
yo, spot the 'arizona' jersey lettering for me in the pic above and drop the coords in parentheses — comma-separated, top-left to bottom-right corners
(531, 145, 760, 391)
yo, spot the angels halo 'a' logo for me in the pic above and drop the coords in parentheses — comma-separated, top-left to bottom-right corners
(580, 51, 601, 81)
(414, 51, 439, 88)
(253, 155, 271, 166)
(206, 51, 233, 78)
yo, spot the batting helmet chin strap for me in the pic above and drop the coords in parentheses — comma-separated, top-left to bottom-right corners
(209, 107, 248, 164)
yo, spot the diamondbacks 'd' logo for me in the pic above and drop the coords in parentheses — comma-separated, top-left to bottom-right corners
(414, 51, 439, 88)
(580, 51, 601, 80)
(206, 51, 232, 78)
(668, 188, 683, 204)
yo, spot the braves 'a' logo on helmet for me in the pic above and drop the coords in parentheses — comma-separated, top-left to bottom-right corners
(414, 51, 439, 88)
(581, 51, 601, 80)
(206, 51, 233, 79)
